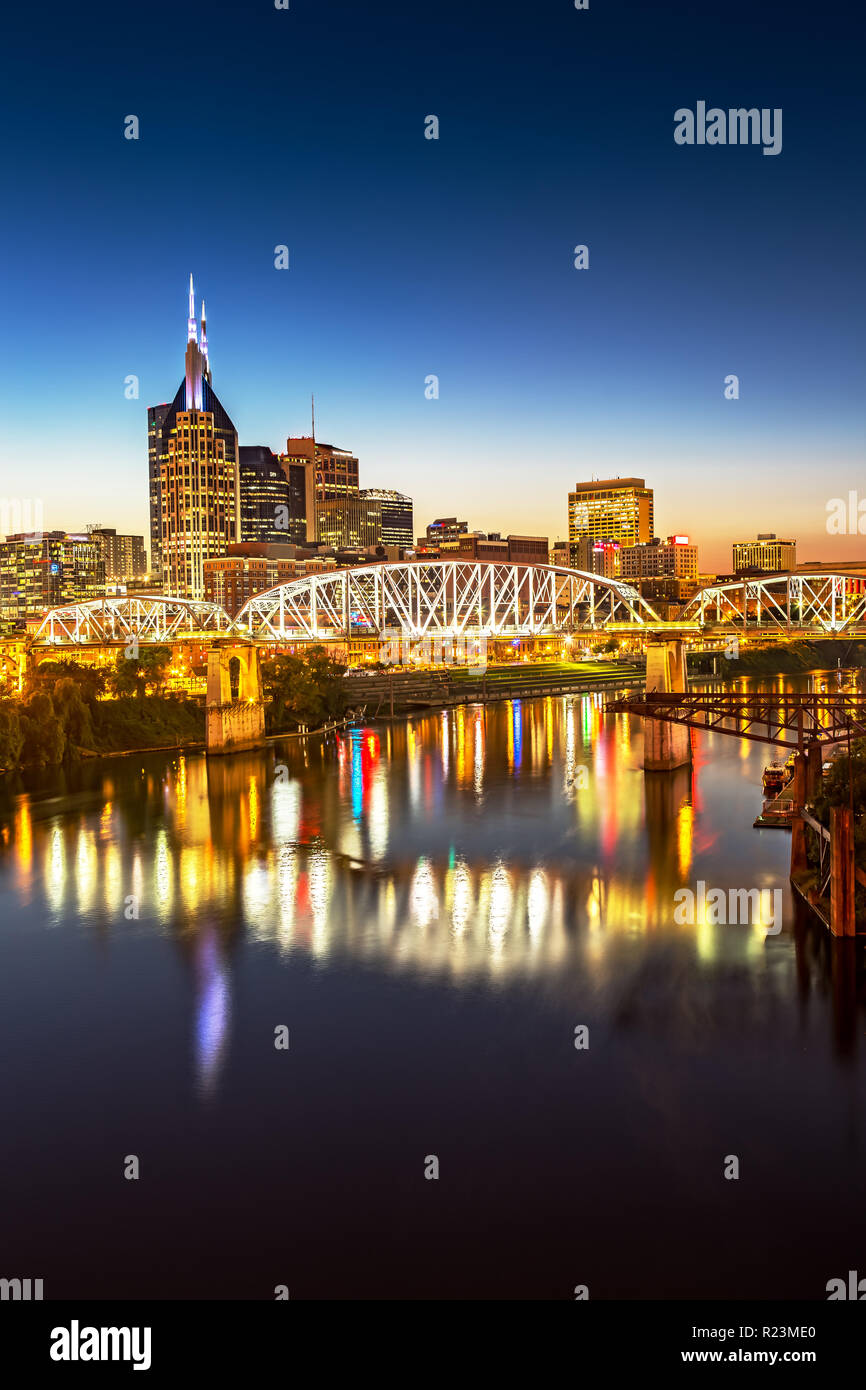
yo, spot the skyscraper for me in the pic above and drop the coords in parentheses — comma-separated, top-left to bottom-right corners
(360, 489, 413, 548)
(568, 477, 653, 567)
(147, 277, 240, 599)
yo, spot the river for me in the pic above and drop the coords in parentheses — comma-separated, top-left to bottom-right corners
(1, 677, 864, 1299)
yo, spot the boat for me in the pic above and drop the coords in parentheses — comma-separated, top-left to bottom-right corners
(762, 761, 789, 795)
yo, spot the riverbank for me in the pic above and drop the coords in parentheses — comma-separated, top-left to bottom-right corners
(688, 639, 866, 679)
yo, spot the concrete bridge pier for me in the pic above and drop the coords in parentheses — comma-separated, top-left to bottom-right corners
(206, 644, 266, 755)
(643, 639, 691, 771)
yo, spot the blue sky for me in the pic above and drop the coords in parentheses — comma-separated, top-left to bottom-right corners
(0, 0, 863, 570)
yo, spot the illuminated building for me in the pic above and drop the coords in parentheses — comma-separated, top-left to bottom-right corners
(0, 531, 105, 625)
(423, 517, 468, 548)
(148, 277, 240, 600)
(315, 494, 382, 549)
(573, 536, 621, 578)
(85, 527, 147, 583)
(568, 477, 653, 566)
(621, 535, 699, 580)
(360, 489, 413, 548)
(203, 543, 317, 617)
(239, 446, 307, 546)
(732, 533, 796, 574)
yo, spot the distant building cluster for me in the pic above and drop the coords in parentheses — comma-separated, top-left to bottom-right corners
(0, 280, 814, 631)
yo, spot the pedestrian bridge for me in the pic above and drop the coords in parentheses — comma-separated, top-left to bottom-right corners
(29, 563, 866, 647)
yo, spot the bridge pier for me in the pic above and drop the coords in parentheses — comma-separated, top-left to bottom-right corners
(643, 640, 691, 771)
(206, 645, 266, 755)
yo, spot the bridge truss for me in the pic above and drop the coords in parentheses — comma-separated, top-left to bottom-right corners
(681, 573, 866, 633)
(34, 595, 230, 645)
(232, 560, 660, 640)
(607, 691, 866, 749)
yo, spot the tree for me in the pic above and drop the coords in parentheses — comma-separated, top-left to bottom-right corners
(107, 646, 171, 698)
(0, 703, 23, 772)
(262, 647, 347, 731)
(52, 677, 94, 750)
(19, 691, 66, 765)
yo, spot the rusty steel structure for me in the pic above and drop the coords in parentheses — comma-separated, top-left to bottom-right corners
(606, 690, 866, 749)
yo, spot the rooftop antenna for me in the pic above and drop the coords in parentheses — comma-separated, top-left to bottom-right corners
(311, 393, 315, 441)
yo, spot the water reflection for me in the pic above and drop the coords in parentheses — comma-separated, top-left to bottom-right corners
(1, 682, 865, 1101)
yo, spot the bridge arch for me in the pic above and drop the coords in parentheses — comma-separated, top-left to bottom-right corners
(33, 595, 231, 646)
(231, 559, 661, 641)
(680, 572, 866, 633)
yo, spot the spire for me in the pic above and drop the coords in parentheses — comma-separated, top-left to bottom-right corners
(200, 299, 210, 382)
(187, 273, 197, 343)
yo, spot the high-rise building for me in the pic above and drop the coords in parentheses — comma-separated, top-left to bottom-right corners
(0, 532, 105, 626)
(85, 526, 148, 583)
(315, 494, 382, 549)
(147, 403, 170, 577)
(621, 535, 699, 581)
(238, 446, 309, 547)
(568, 478, 653, 565)
(147, 278, 240, 600)
(283, 436, 359, 543)
(360, 489, 413, 548)
(732, 533, 796, 574)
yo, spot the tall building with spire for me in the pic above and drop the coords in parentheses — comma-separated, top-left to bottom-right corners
(147, 277, 240, 598)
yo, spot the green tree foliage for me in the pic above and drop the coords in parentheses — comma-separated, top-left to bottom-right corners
(0, 703, 24, 772)
(52, 678, 95, 749)
(107, 646, 172, 698)
(28, 659, 107, 703)
(262, 646, 347, 731)
(19, 690, 66, 766)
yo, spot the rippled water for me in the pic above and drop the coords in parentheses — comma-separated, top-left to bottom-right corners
(0, 682, 864, 1299)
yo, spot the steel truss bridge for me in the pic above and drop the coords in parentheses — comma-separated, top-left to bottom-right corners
(233, 561, 658, 639)
(28, 564, 866, 648)
(607, 691, 866, 749)
(681, 572, 866, 632)
(34, 595, 230, 645)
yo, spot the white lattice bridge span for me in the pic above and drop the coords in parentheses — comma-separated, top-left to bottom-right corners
(680, 572, 866, 633)
(233, 561, 660, 639)
(34, 595, 230, 645)
(29, 565, 866, 647)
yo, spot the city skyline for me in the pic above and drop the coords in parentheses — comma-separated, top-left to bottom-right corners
(1, 0, 863, 572)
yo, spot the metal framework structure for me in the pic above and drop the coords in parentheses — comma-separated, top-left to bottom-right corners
(34, 595, 230, 645)
(607, 691, 866, 749)
(232, 560, 660, 640)
(681, 572, 866, 633)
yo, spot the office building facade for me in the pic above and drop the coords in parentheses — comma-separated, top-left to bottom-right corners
(621, 535, 699, 581)
(148, 278, 240, 600)
(732, 534, 796, 574)
(568, 478, 653, 566)
(0, 532, 105, 626)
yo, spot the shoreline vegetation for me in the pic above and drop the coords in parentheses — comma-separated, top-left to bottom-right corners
(688, 639, 866, 679)
(2, 639, 865, 772)
(0, 646, 351, 773)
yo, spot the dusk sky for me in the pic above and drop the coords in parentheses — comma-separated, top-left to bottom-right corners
(1, 0, 863, 571)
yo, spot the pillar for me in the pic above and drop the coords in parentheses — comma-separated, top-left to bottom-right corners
(805, 740, 823, 800)
(830, 805, 856, 937)
(206, 644, 266, 755)
(644, 639, 691, 771)
(789, 753, 809, 878)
